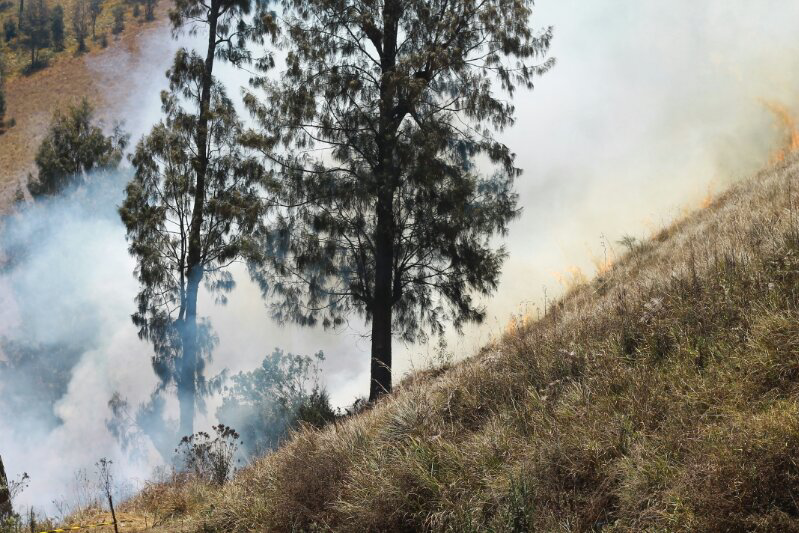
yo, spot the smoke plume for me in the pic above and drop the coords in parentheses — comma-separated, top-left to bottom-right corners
(2, 0, 799, 515)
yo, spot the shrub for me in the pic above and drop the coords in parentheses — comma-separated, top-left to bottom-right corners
(175, 425, 241, 485)
(50, 5, 65, 51)
(216, 349, 331, 456)
(3, 19, 15, 42)
(294, 387, 337, 430)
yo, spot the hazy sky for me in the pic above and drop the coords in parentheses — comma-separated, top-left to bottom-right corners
(3, 0, 799, 511)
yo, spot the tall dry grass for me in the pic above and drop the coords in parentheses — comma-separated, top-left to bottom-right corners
(139, 156, 799, 532)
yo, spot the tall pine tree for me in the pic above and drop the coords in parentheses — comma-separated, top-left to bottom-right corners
(245, 0, 553, 400)
(120, 0, 274, 437)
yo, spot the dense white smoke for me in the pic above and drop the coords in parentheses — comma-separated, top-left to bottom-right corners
(2, 0, 799, 516)
(0, 173, 161, 512)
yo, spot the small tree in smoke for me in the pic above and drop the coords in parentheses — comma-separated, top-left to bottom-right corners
(71, 0, 89, 52)
(119, 0, 274, 438)
(216, 349, 334, 456)
(0, 455, 29, 532)
(244, 0, 553, 400)
(29, 99, 128, 197)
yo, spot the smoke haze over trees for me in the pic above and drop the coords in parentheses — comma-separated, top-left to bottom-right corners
(3, 0, 799, 520)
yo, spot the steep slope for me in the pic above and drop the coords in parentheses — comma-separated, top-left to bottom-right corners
(126, 156, 799, 532)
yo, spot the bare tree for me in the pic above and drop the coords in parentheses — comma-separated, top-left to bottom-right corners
(96, 458, 119, 533)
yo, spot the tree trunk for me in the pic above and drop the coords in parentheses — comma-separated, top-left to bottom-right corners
(367, 0, 401, 403)
(0, 454, 11, 520)
(369, 195, 394, 401)
(177, 0, 219, 436)
(178, 275, 200, 438)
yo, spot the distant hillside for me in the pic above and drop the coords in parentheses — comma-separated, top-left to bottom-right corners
(0, 0, 167, 210)
(97, 154, 799, 532)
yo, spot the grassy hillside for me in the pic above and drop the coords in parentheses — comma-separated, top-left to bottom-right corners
(105, 156, 799, 531)
(0, 0, 152, 78)
(0, 0, 166, 211)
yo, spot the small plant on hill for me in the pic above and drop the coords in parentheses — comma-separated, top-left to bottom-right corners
(294, 387, 337, 430)
(3, 18, 15, 42)
(217, 349, 334, 456)
(95, 459, 119, 533)
(175, 425, 241, 485)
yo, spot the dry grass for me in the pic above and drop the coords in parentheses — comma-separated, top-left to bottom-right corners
(0, 1, 168, 211)
(118, 156, 799, 532)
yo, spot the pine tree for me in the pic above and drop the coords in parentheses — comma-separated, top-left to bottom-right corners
(244, 0, 553, 401)
(19, 0, 49, 68)
(0, 87, 6, 135)
(111, 5, 124, 34)
(0, 59, 7, 135)
(120, 0, 272, 438)
(50, 4, 64, 51)
(88, 0, 102, 39)
(29, 99, 128, 196)
(142, 0, 156, 21)
(72, 0, 89, 52)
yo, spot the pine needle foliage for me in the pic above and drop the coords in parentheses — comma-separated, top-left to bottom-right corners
(29, 98, 127, 197)
(244, 0, 554, 400)
(119, 0, 275, 437)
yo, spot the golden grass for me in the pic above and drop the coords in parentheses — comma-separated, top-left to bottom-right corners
(95, 156, 799, 532)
